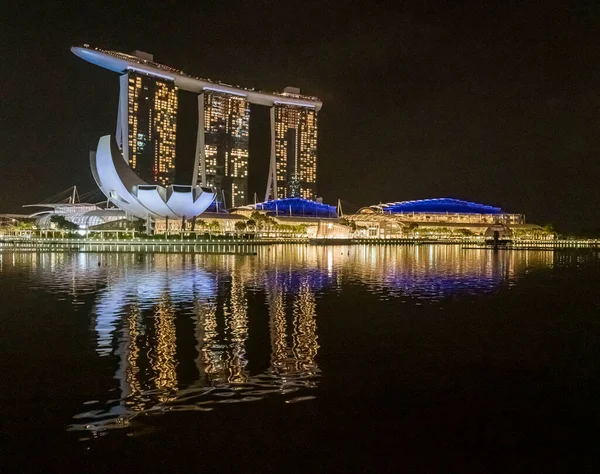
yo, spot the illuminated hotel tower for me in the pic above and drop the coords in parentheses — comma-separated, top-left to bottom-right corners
(266, 88, 318, 200)
(116, 55, 178, 186)
(195, 91, 250, 208)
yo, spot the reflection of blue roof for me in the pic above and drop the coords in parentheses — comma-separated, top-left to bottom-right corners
(255, 198, 337, 218)
(376, 198, 503, 214)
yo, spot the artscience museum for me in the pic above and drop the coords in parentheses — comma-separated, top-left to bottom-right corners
(91, 135, 216, 222)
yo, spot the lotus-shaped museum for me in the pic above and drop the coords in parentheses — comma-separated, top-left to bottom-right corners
(91, 135, 216, 220)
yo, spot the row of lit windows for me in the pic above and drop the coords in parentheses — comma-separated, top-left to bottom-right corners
(231, 180, 247, 207)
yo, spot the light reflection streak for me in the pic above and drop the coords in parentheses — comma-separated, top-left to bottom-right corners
(226, 273, 249, 384)
(123, 304, 141, 406)
(152, 295, 178, 400)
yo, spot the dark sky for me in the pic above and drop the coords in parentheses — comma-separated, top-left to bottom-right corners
(2, 1, 599, 231)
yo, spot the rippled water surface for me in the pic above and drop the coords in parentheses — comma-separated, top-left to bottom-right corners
(1, 245, 599, 472)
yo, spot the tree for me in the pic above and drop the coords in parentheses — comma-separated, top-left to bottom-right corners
(208, 221, 221, 234)
(250, 211, 264, 223)
(17, 221, 34, 230)
(133, 218, 146, 233)
(339, 217, 357, 232)
(234, 221, 247, 233)
(406, 223, 419, 234)
(194, 219, 206, 231)
(50, 215, 78, 231)
(542, 223, 556, 235)
(250, 211, 276, 233)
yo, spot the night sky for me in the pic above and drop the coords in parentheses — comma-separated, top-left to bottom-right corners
(2, 1, 599, 231)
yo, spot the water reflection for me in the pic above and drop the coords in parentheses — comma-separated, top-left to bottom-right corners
(62, 253, 323, 434)
(268, 276, 319, 380)
(0, 245, 565, 436)
(341, 245, 554, 299)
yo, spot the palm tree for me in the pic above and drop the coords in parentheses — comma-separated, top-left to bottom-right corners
(234, 221, 247, 235)
(50, 215, 78, 238)
(208, 221, 221, 235)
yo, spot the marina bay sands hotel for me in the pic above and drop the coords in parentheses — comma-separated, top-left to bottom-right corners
(72, 46, 322, 208)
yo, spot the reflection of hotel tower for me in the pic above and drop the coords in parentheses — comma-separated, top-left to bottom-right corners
(117, 295, 179, 408)
(195, 273, 250, 385)
(267, 276, 319, 378)
(195, 271, 319, 386)
(96, 260, 320, 412)
(116, 53, 178, 186)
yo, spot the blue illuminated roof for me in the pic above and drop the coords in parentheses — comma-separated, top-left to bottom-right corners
(205, 201, 228, 213)
(254, 198, 337, 218)
(374, 198, 504, 214)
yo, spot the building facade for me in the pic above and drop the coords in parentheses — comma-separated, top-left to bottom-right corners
(73, 46, 323, 203)
(272, 103, 318, 200)
(347, 198, 531, 238)
(117, 70, 178, 187)
(200, 91, 250, 208)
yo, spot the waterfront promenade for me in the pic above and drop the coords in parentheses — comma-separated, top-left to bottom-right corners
(0, 236, 287, 254)
(1, 235, 598, 253)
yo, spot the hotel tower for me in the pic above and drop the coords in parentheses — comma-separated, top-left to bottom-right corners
(115, 51, 178, 187)
(271, 89, 318, 200)
(195, 91, 250, 208)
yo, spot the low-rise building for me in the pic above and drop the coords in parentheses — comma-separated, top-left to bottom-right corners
(346, 198, 546, 238)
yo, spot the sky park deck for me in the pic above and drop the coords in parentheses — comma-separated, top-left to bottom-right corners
(71, 46, 323, 110)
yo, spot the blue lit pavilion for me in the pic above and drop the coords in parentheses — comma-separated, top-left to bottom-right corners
(349, 197, 530, 238)
(372, 198, 503, 215)
(249, 198, 337, 218)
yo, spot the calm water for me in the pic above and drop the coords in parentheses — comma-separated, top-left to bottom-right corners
(1, 245, 599, 472)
